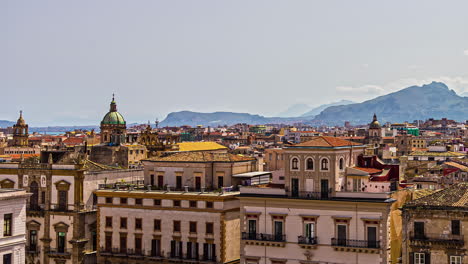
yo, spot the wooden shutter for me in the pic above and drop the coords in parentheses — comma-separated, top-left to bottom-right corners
(425, 252, 431, 264)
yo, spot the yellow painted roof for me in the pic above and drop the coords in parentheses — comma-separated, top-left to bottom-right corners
(177, 142, 227, 152)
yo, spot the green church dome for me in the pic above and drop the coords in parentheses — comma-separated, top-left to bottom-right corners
(101, 97, 126, 125)
(101, 111, 126, 125)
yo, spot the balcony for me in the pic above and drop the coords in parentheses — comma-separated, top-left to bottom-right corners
(242, 232, 286, 247)
(47, 248, 72, 259)
(331, 238, 380, 253)
(298, 236, 317, 249)
(26, 245, 40, 255)
(409, 232, 464, 247)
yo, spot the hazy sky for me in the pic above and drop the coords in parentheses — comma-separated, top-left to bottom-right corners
(2, 0, 468, 126)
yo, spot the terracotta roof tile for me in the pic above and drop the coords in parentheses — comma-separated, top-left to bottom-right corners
(405, 183, 468, 208)
(146, 152, 255, 163)
(294, 136, 363, 148)
(353, 167, 382, 174)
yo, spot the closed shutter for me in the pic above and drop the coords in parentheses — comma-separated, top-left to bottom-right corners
(179, 241, 183, 257)
(203, 243, 208, 260)
(409, 252, 414, 264)
(212, 244, 216, 260)
(195, 243, 199, 260)
(187, 242, 192, 258)
(170, 240, 175, 257)
(425, 252, 431, 264)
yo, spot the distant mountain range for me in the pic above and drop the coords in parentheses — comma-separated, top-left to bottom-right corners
(313, 82, 468, 125)
(0, 120, 15, 128)
(159, 111, 304, 127)
(160, 82, 468, 126)
(301, 100, 355, 117)
(276, 100, 355, 117)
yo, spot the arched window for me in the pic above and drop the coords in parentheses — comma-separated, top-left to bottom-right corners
(291, 158, 299, 170)
(339, 158, 344, 170)
(306, 158, 314, 170)
(321, 158, 329, 171)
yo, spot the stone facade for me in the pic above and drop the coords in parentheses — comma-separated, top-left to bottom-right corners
(96, 189, 241, 264)
(0, 161, 143, 264)
(0, 189, 29, 264)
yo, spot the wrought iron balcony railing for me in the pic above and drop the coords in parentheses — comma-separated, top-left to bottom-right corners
(410, 232, 464, 244)
(242, 232, 286, 242)
(331, 238, 380, 249)
(298, 236, 317, 245)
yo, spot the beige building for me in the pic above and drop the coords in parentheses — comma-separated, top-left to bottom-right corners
(402, 183, 468, 264)
(96, 187, 240, 264)
(142, 152, 258, 191)
(0, 159, 143, 264)
(0, 189, 30, 264)
(239, 136, 396, 264)
(264, 148, 284, 172)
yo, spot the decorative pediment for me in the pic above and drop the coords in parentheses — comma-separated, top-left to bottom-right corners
(27, 220, 41, 230)
(54, 180, 71, 191)
(53, 221, 70, 233)
(0, 179, 15, 188)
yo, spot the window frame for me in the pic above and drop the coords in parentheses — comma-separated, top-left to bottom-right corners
(320, 158, 330, 171)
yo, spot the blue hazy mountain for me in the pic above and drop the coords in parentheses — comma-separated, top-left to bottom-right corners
(301, 100, 355, 117)
(312, 82, 468, 125)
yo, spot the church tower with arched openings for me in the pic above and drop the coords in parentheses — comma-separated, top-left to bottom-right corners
(11, 111, 29, 147)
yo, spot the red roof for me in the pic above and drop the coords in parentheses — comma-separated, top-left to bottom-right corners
(63, 137, 85, 146)
(353, 167, 382, 174)
(294, 136, 363, 147)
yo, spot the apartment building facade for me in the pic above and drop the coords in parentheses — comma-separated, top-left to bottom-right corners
(402, 183, 468, 264)
(239, 137, 396, 264)
(0, 189, 29, 264)
(96, 187, 241, 264)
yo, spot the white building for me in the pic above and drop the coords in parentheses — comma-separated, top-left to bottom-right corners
(0, 189, 30, 264)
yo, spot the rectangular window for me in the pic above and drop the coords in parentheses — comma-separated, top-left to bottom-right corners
(154, 219, 161, 231)
(304, 222, 315, 238)
(203, 243, 216, 261)
(218, 176, 224, 188)
(41, 191, 46, 204)
(105, 233, 112, 251)
(120, 198, 127, 204)
(151, 239, 161, 256)
(154, 199, 161, 206)
(105, 197, 113, 204)
(206, 222, 214, 234)
(120, 234, 127, 253)
(450, 256, 462, 264)
(337, 224, 347, 246)
(452, 220, 461, 235)
(135, 237, 142, 254)
(170, 240, 182, 258)
(206, 201, 213, 208)
(29, 230, 38, 251)
(173, 200, 181, 207)
(414, 252, 425, 264)
(58, 190, 67, 211)
(57, 232, 66, 253)
(120, 217, 127, 229)
(3, 213, 12, 236)
(414, 222, 425, 239)
(274, 221, 283, 241)
(190, 221, 197, 233)
(353, 178, 362, 192)
(189, 200, 197, 208)
(3, 253, 12, 264)
(135, 218, 142, 229)
(105, 216, 112, 227)
(176, 176, 182, 190)
(173, 221, 181, 232)
(135, 198, 142, 205)
(187, 241, 199, 259)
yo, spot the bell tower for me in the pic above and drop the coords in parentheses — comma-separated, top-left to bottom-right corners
(12, 111, 29, 147)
